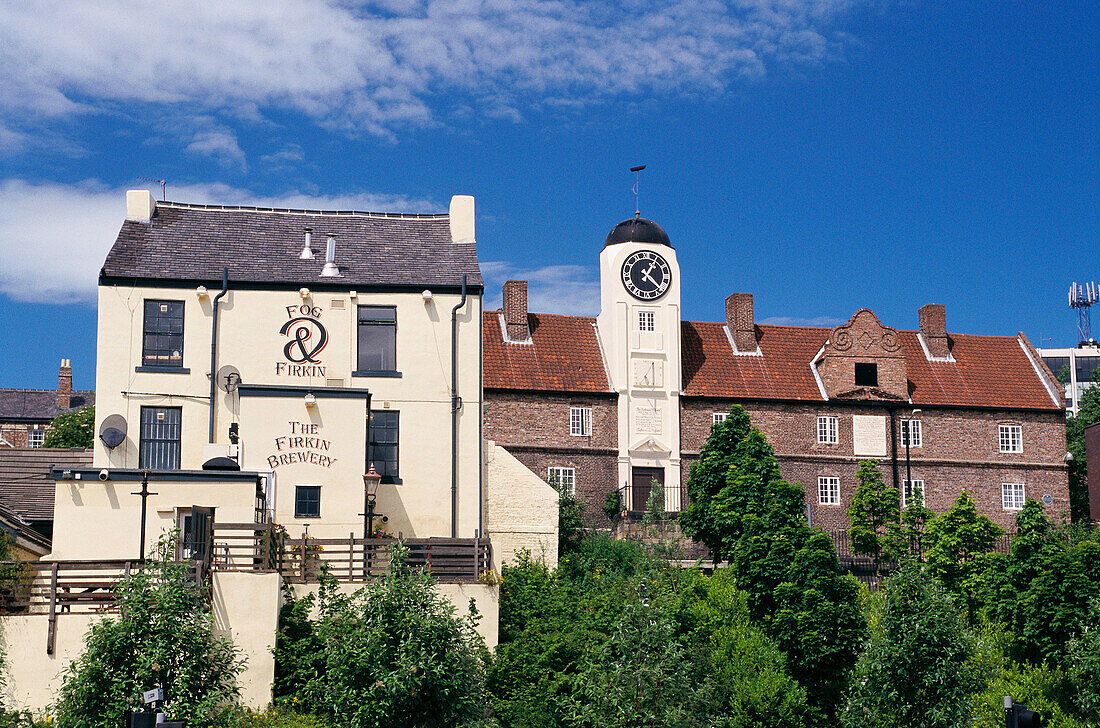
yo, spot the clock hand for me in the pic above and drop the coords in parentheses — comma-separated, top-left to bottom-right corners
(640, 264, 659, 286)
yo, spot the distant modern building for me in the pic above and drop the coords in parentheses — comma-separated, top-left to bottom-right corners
(1039, 344, 1100, 416)
(1087, 421, 1100, 522)
(0, 361, 94, 448)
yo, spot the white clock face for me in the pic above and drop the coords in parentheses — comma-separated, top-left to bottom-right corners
(621, 251, 671, 300)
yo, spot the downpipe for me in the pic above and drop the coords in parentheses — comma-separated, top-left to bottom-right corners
(208, 269, 229, 443)
(450, 275, 468, 538)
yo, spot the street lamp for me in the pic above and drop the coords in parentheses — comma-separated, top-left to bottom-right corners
(362, 465, 383, 578)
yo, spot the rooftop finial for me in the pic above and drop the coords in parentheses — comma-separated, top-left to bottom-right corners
(630, 165, 646, 218)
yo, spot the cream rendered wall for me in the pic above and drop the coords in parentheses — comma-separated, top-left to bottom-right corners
(211, 571, 282, 709)
(484, 441, 558, 570)
(93, 284, 484, 540)
(50, 477, 259, 560)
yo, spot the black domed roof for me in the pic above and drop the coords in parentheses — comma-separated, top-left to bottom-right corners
(604, 217, 671, 248)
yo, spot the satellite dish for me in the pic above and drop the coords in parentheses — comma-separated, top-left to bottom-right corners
(217, 365, 242, 393)
(99, 414, 127, 449)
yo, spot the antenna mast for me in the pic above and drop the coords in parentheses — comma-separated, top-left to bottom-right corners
(1069, 281, 1099, 345)
(139, 176, 166, 201)
(630, 165, 646, 218)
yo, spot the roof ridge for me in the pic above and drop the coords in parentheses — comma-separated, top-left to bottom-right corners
(157, 200, 449, 220)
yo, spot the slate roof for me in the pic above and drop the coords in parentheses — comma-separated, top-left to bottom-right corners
(483, 312, 611, 393)
(102, 202, 482, 289)
(0, 448, 91, 521)
(484, 313, 1062, 410)
(0, 389, 94, 422)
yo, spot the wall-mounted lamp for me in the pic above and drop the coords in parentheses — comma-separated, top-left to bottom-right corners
(304, 393, 317, 408)
(422, 289, 433, 302)
(1064, 451, 1074, 463)
(299, 287, 311, 299)
(196, 286, 208, 298)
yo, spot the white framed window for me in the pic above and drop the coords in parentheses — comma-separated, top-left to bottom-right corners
(1002, 482, 1026, 510)
(569, 407, 592, 437)
(713, 412, 728, 424)
(818, 476, 840, 505)
(817, 416, 838, 444)
(638, 310, 655, 332)
(902, 479, 925, 508)
(27, 428, 45, 448)
(548, 467, 576, 495)
(901, 419, 922, 448)
(999, 425, 1023, 453)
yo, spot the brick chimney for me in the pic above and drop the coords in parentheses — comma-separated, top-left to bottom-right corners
(503, 280, 530, 341)
(726, 293, 758, 353)
(57, 358, 72, 409)
(918, 304, 950, 358)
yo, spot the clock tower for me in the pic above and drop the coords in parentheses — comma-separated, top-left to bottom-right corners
(595, 216, 684, 513)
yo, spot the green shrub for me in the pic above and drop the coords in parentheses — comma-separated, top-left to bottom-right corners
(225, 704, 332, 728)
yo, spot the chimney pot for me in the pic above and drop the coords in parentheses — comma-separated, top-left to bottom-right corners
(503, 280, 530, 341)
(726, 293, 758, 353)
(919, 303, 949, 357)
(300, 227, 315, 259)
(320, 234, 339, 277)
(57, 359, 72, 410)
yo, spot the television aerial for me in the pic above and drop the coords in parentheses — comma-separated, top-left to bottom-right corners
(1069, 281, 1098, 345)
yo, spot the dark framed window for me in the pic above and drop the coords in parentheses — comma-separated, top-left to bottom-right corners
(357, 306, 397, 373)
(368, 410, 399, 483)
(142, 300, 185, 367)
(854, 362, 878, 387)
(139, 406, 181, 469)
(295, 486, 321, 518)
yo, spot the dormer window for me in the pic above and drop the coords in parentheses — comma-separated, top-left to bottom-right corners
(854, 362, 878, 387)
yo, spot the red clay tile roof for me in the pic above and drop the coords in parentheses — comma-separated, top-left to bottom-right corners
(483, 312, 611, 393)
(485, 312, 1061, 410)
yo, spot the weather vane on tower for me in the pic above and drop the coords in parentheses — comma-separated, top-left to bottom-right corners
(631, 165, 646, 219)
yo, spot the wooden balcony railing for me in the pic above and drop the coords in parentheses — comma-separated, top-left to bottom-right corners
(281, 536, 492, 584)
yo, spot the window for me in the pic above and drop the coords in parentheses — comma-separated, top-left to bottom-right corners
(357, 306, 397, 373)
(295, 486, 321, 518)
(1042, 356, 1070, 384)
(142, 300, 184, 367)
(902, 419, 922, 448)
(27, 428, 45, 448)
(1077, 356, 1100, 385)
(548, 467, 576, 495)
(368, 410, 399, 483)
(570, 407, 592, 436)
(1002, 482, 1025, 511)
(638, 310, 655, 331)
(902, 479, 925, 508)
(854, 362, 878, 387)
(818, 476, 840, 505)
(139, 406, 181, 469)
(713, 412, 728, 424)
(999, 425, 1023, 453)
(817, 416, 838, 444)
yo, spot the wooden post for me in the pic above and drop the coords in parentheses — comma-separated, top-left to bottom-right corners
(46, 562, 59, 655)
(299, 536, 307, 583)
(349, 533, 355, 581)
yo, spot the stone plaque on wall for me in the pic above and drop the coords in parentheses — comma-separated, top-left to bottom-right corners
(852, 415, 887, 457)
(634, 405, 663, 435)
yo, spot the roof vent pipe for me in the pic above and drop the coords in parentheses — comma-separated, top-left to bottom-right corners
(320, 234, 339, 277)
(299, 227, 315, 259)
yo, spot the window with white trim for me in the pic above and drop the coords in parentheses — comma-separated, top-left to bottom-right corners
(902, 479, 925, 508)
(1002, 482, 1025, 510)
(999, 425, 1022, 453)
(817, 416, 838, 444)
(901, 419, 922, 448)
(548, 467, 576, 495)
(818, 476, 840, 505)
(713, 412, 728, 424)
(638, 310, 655, 332)
(27, 428, 45, 448)
(569, 407, 592, 437)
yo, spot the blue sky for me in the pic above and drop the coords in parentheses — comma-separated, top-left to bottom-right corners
(0, 1, 1096, 390)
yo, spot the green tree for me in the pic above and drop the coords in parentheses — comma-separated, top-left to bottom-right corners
(553, 474, 585, 556)
(885, 487, 935, 561)
(842, 561, 984, 728)
(1066, 370, 1100, 521)
(42, 404, 94, 448)
(924, 491, 1003, 595)
(846, 460, 899, 572)
(55, 534, 243, 728)
(1066, 609, 1100, 724)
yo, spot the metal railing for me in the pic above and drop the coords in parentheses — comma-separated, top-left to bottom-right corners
(616, 483, 689, 518)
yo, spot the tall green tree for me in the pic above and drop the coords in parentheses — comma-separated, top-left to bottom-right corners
(1066, 371, 1100, 521)
(924, 491, 1003, 595)
(42, 404, 94, 448)
(846, 460, 899, 572)
(842, 561, 985, 728)
(885, 487, 935, 561)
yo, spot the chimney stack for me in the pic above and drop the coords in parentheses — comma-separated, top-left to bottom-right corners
(919, 303, 950, 358)
(503, 280, 530, 341)
(726, 293, 758, 353)
(125, 189, 156, 223)
(57, 359, 72, 410)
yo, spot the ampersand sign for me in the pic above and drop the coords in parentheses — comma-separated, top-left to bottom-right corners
(280, 316, 329, 363)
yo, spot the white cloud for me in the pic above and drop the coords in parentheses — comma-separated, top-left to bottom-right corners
(0, 179, 441, 304)
(0, 0, 867, 135)
(184, 120, 247, 170)
(482, 261, 600, 316)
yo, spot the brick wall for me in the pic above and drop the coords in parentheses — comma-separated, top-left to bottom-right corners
(1, 424, 37, 448)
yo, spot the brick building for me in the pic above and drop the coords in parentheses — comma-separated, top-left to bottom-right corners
(0, 360, 94, 448)
(483, 216, 1069, 532)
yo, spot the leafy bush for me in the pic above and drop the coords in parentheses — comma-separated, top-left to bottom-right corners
(42, 405, 94, 448)
(225, 704, 332, 728)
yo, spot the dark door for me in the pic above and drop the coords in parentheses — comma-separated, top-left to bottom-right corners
(630, 467, 664, 514)
(186, 506, 216, 567)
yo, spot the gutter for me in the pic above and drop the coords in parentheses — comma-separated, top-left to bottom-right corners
(450, 275, 468, 538)
(209, 269, 229, 443)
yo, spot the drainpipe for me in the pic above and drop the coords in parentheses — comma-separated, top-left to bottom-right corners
(450, 275, 468, 538)
(209, 269, 229, 443)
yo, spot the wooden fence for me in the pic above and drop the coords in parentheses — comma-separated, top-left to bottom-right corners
(281, 536, 492, 584)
